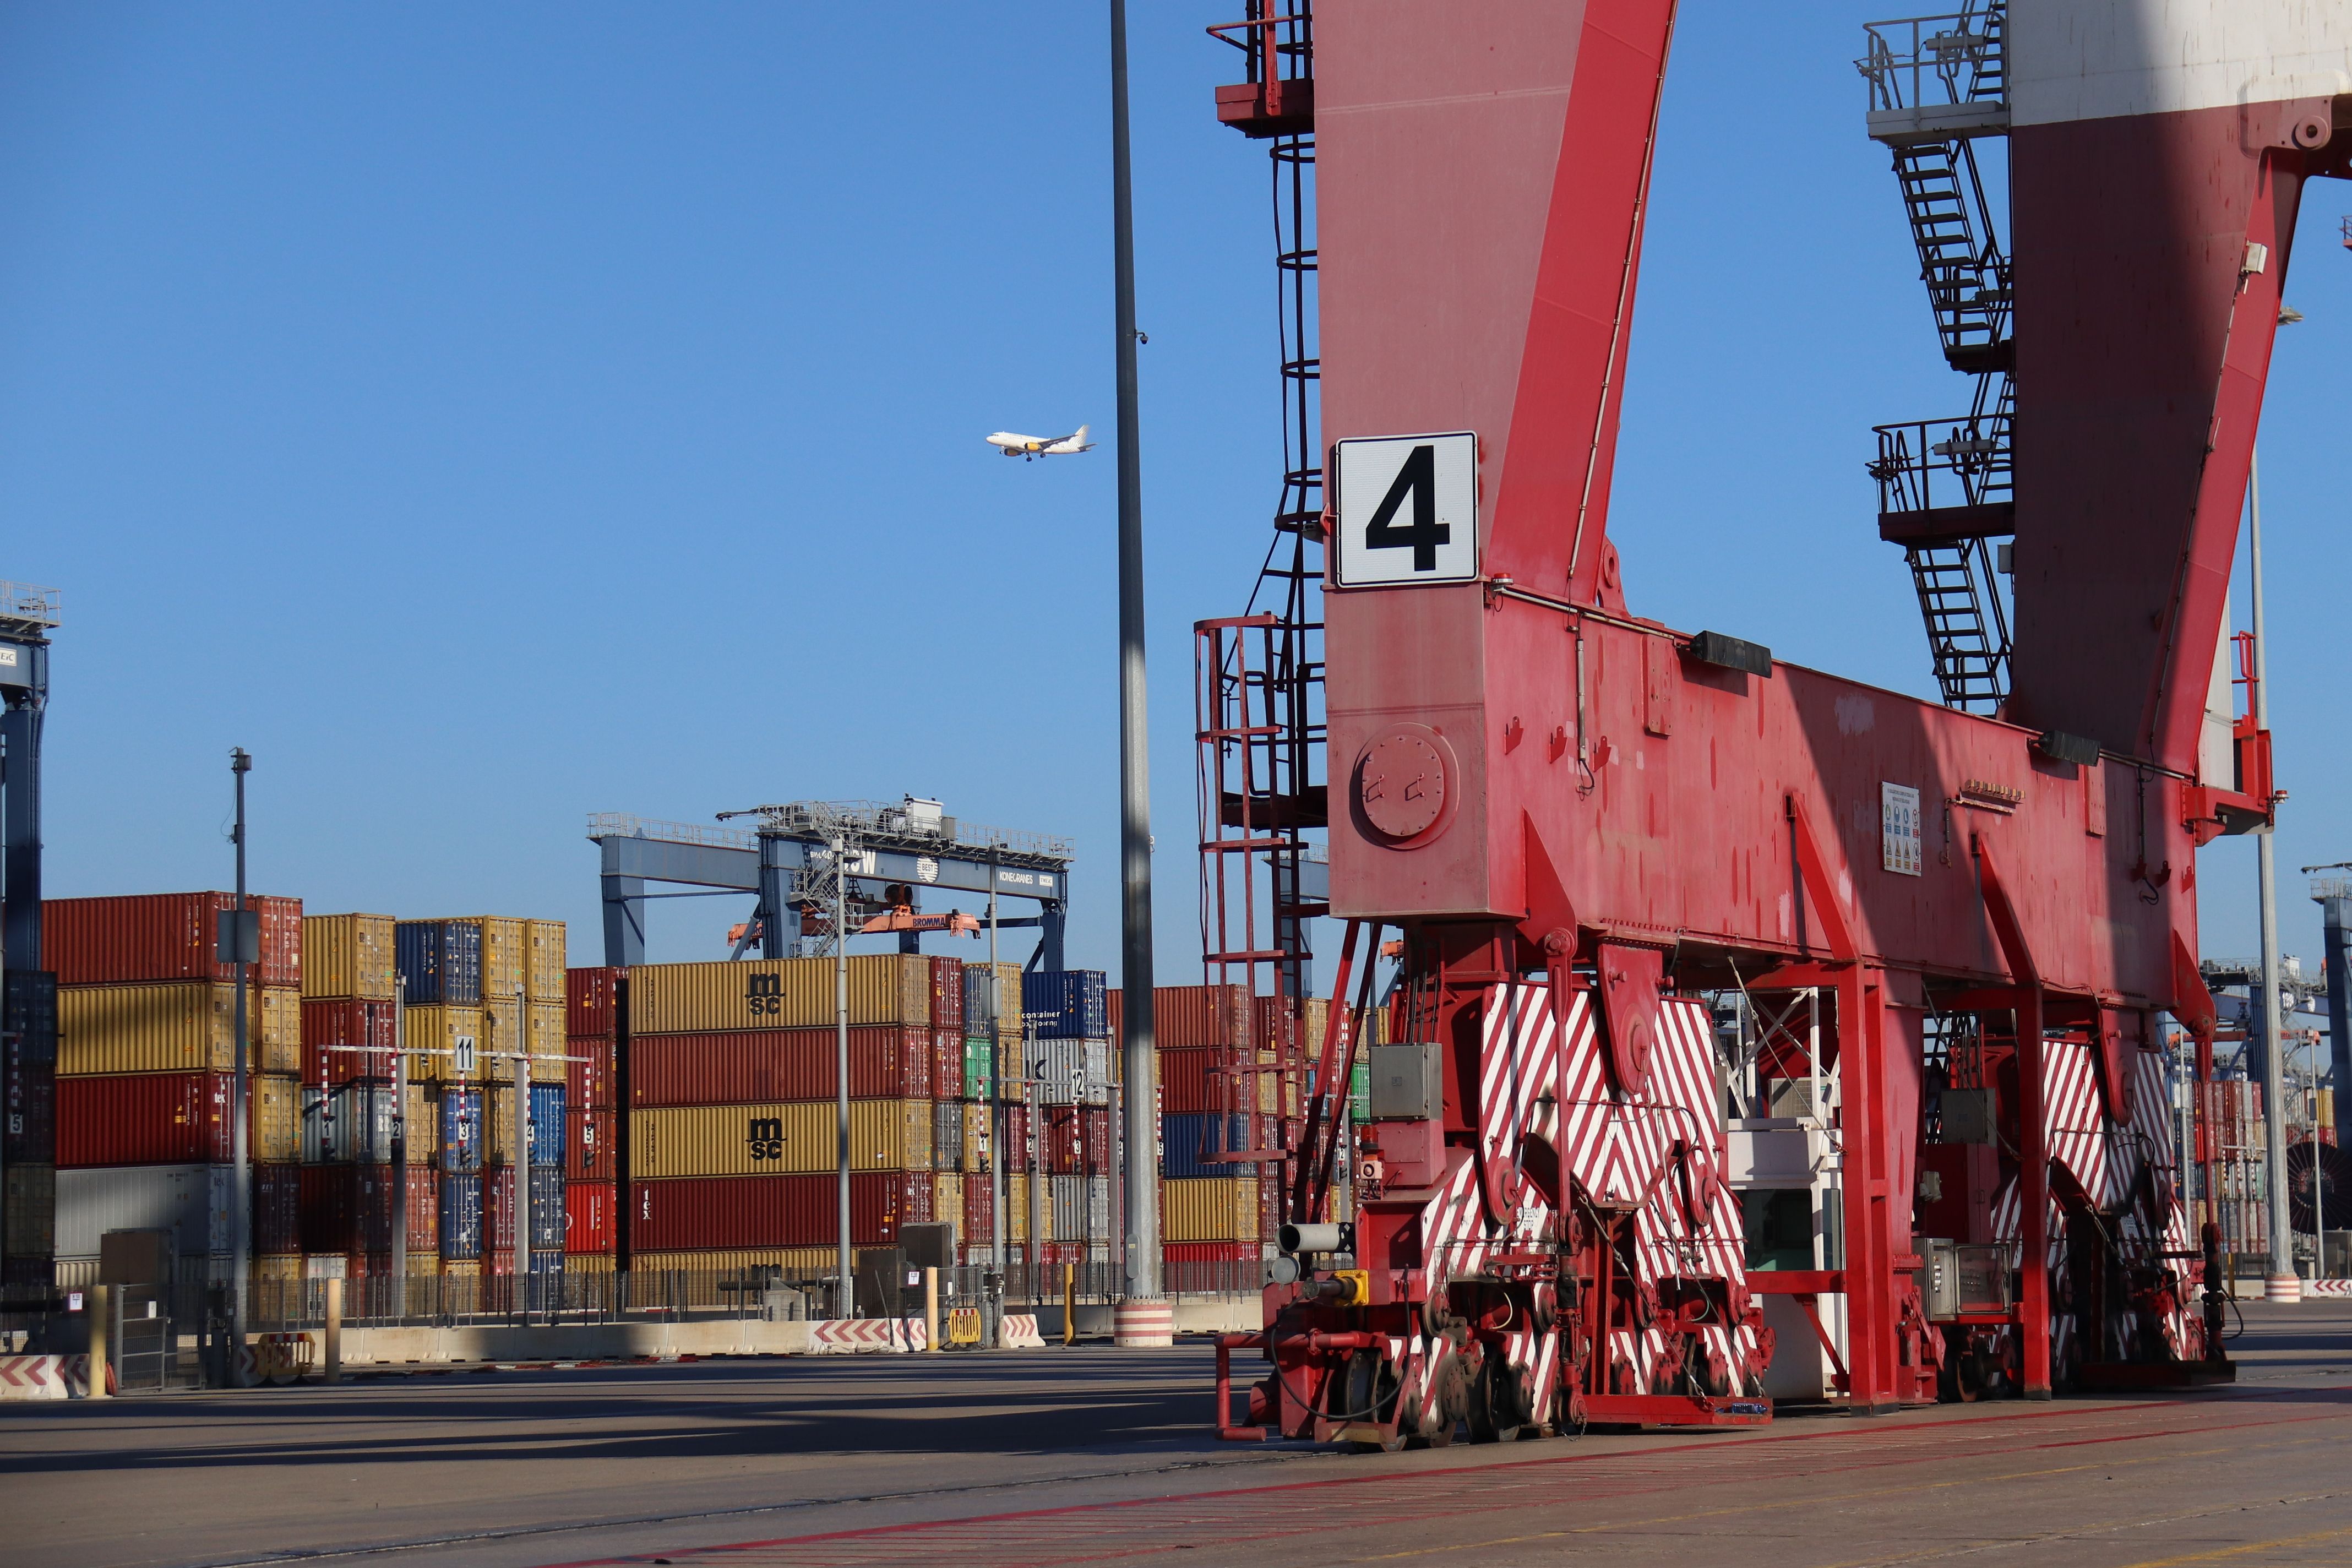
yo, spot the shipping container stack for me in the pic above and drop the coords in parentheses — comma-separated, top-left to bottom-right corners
(2, 970, 59, 1288)
(2192, 1076, 2271, 1261)
(564, 966, 619, 1271)
(1017, 969, 1114, 1275)
(297, 913, 411, 1283)
(45, 892, 302, 1277)
(1136, 983, 1264, 1278)
(401, 918, 568, 1288)
(956, 961, 1017, 1263)
(624, 954, 940, 1277)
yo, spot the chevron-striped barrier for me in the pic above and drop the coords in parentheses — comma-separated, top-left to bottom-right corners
(0, 1355, 69, 1400)
(2304, 1279, 2352, 1298)
(1000, 1313, 1046, 1349)
(810, 1317, 928, 1353)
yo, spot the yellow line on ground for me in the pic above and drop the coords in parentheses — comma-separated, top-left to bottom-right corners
(2114, 1525, 2352, 1566)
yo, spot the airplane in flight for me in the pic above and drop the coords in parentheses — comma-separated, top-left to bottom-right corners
(986, 424, 1094, 460)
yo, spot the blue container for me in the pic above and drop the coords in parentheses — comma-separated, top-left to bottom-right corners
(962, 963, 995, 1032)
(396, 919, 482, 1005)
(439, 1172, 484, 1260)
(527, 1248, 566, 1276)
(1162, 1112, 1256, 1178)
(439, 1087, 483, 1173)
(528, 1083, 567, 1167)
(1022, 970, 1108, 1039)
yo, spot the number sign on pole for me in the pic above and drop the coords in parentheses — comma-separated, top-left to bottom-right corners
(1332, 431, 1479, 587)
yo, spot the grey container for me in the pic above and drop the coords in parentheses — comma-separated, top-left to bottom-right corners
(930, 1101, 965, 1172)
(56, 1164, 232, 1262)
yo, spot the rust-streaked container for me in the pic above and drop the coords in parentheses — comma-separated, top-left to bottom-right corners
(58, 1070, 300, 1167)
(45, 892, 303, 988)
(301, 914, 396, 1000)
(527, 922, 567, 1002)
(1162, 1174, 1260, 1243)
(927, 956, 963, 1033)
(59, 982, 298, 1076)
(626, 955, 930, 1035)
(628, 1099, 930, 1179)
(628, 1170, 932, 1250)
(565, 967, 619, 1038)
(301, 998, 400, 1085)
(628, 1027, 932, 1107)
(402, 1004, 483, 1084)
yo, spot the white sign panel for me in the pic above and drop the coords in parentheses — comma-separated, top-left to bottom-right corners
(1332, 431, 1479, 586)
(1881, 783, 1923, 876)
(454, 1034, 477, 1077)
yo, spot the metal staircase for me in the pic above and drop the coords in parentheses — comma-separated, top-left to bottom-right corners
(1860, 4, 2016, 711)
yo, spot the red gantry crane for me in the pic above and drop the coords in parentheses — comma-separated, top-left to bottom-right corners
(1202, 0, 2349, 1445)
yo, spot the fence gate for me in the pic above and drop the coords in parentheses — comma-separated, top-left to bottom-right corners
(111, 1286, 173, 1393)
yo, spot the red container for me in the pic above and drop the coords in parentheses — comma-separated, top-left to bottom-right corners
(565, 1108, 616, 1180)
(1112, 984, 1249, 1050)
(406, 1166, 439, 1253)
(1002, 1104, 1032, 1174)
(1157, 1048, 1218, 1113)
(962, 1173, 994, 1243)
(45, 892, 302, 988)
(254, 1162, 302, 1254)
(932, 1030, 961, 1101)
(1082, 1106, 1110, 1172)
(1163, 1241, 1256, 1263)
(628, 1027, 932, 1107)
(628, 1171, 932, 1251)
(301, 1166, 398, 1255)
(1253, 995, 1297, 1056)
(565, 1180, 614, 1253)
(567, 966, 620, 1038)
(565, 1035, 615, 1111)
(928, 957, 963, 1033)
(59, 1071, 238, 1167)
(301, 999, 400, 1085)
(1043, 1106, 1109, 1175)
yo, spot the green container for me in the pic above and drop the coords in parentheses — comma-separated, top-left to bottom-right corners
(963, 1036, 992, 1099)
(1348, 1062, 1370, 1122)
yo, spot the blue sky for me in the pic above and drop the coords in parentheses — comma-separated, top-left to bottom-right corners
(3, 4, 2344, 1015)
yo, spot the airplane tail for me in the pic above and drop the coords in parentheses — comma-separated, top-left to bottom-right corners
(1071, 423, 1088, 445)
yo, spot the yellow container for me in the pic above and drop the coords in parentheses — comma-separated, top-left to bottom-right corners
(402, 1004, 483, 1084)
(527, 920, 567, 1002)
(564, 1250, 614, 1273)
(253, 1254, 305, 1284)
(1163, 1175, 1260, 1243)
(626, 955, 930, 1035)
(990, 962, 1023, 1036)
(479, 997, 567, 1081)
(60, 982, 299, 1076)
(933, 1172, 963, 1235)
(302, 914, 396, 1000)
(629, 1247, 837, 1277)
(253, 1071, 301, 1163)
(407, 1080, 440, 1161)
(628, 1099, 932, 1179)
(961, 1102, 990, 1173)
(1008, 1178, 1050, 1244)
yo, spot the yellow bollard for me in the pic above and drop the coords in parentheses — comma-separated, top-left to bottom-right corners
(86, 1284, 110, 1400)
(1063, 1261, 1075, 1347)
(324, 1277, 342, 1384)
(923, 1267, 939, 1354)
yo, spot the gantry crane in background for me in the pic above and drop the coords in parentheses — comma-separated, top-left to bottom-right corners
(1205, 1, 2349, 1445)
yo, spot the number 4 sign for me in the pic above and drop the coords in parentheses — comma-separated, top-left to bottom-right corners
(1332, 431, 1478, 586)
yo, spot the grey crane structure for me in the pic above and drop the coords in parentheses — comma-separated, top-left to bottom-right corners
(588, 802, 1074, 971)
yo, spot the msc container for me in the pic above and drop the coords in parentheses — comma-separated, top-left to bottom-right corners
(300, 998, 400, 1084)
(626, 955, 931, 1035)
(402, 1004, 483, 1084)
(44, 892, 303, 988)
(3, 1163, 56, 1256)
(1162, 1174, 1260, 1244)
(440, 1173, 484, 1259)
(1022, 970, 1107, 1040)
(483, 1166, 567, 1252)
(927, 956, 964, 1033)
(395, 920, 482, 1006)
(627, 1170, 932, 1251)
(526, 921, 567, 1002)
(301, 913, 396, 1000)
(565, 966, 620, 1038)
(628, 1099, 931, 1179)
(59, 1070, 299, 1167)
(565, 1035, 616, 1112)
(480, 995, 567, 1081)
(565, 1108, 616, 1180)
(59, 982, 299, 1076)
(930, 1100, 965, 1171)
(565, 1179, 614, 1253)
(55, 1163, 232, 1260)
(439, 1086, 483, 1172)
(627, 1026, 932, 1107)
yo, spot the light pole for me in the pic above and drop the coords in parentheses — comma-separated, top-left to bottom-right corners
(834, 830, 852, 1319)
(227, 748, 253, 1364)
(1108, 0, 1160, 1303)
(2250, 451, 2295, 1302)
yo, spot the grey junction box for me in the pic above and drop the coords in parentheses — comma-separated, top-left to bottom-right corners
(1368, 1042, 1444, 1121)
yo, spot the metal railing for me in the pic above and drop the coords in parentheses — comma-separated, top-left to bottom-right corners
(1869, 411, 2012, 517)
(0, 579, 61, 629)
(590, 806, 1072, 864)
(1858, 7, 2006, 115)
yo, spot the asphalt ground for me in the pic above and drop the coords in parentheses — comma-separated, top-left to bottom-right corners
(4, 1297, 2350, 1568)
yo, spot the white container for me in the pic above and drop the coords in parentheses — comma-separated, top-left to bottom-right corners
(56, 1164, 233, 1262)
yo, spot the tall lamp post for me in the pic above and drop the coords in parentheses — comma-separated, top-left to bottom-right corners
(227, 748, 254, 1366)
(1109, 0, 1159, 1301)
